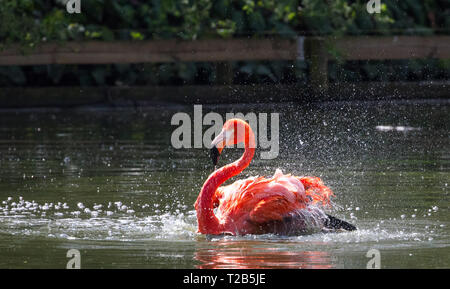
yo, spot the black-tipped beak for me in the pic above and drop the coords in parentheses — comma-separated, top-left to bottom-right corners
(210, 129, 226, 167)
(210, 146, 220, 166)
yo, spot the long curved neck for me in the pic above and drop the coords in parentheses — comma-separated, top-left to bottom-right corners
(196, 129, 255, 235)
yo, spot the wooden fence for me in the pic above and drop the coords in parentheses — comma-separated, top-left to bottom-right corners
(0, 36, 449, 95)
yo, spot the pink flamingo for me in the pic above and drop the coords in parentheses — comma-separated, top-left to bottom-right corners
(195, 118, 356, 235)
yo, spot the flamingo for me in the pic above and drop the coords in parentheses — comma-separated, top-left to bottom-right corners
(195, 118, 356, 236)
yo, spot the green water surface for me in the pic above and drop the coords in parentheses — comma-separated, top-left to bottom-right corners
(0, 100, 448, 268)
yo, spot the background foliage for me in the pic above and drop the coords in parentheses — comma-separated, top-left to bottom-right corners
(0, 0, 449, 86)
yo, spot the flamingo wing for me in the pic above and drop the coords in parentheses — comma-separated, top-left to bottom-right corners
(297, 176, 334, 206)
(215, 170, 309, 224)
(209, 169, 339, 235)
(249, 195, 300, 223)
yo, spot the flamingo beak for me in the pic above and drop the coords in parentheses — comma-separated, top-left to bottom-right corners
(210, 146, 220, 167)
(210, 130, 226, 166)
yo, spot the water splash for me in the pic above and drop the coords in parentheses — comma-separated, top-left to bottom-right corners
(0, 196, 445, 247)
(0, 196, 197, 241)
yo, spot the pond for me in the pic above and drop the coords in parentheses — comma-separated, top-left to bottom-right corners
(0, 99, 448, 268)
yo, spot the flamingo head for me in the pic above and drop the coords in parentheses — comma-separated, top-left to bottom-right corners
(210, 118, 254, 166)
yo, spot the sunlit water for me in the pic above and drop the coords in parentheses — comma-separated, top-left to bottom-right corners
(0, 100, 448, 268)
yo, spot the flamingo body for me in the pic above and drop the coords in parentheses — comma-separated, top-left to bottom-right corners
(212, 169, 331, 235)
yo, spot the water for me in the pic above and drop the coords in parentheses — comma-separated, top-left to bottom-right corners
(0, 100, 448, 268)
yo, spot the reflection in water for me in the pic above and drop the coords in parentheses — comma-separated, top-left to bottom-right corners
(195, 240, 334, 269)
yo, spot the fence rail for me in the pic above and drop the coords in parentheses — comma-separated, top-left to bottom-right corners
(1, 36, 449, 64)
(0, 36, 449, 92)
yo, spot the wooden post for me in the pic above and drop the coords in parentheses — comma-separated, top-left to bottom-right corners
(306, 38, 328, 96)
(215, 62, 233, 85)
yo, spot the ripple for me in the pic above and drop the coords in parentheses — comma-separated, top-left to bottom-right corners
(0, 197, 446, 248)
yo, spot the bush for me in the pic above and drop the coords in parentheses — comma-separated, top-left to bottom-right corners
(0, 0, 449, 86)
